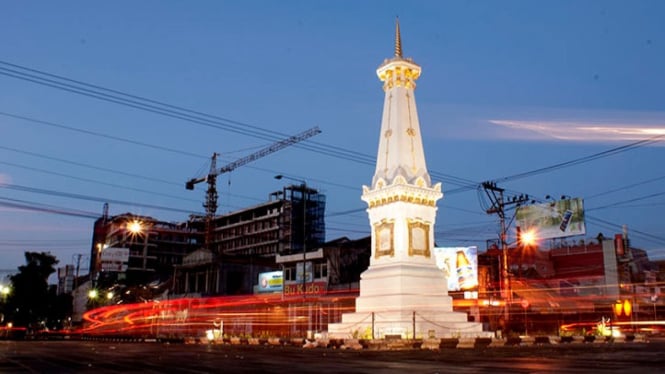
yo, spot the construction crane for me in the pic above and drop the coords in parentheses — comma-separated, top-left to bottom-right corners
(186, 126, 321, 248)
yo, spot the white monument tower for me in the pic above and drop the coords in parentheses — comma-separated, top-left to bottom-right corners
(328, 20, 486, 339)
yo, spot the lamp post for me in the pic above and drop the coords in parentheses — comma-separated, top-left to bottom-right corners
(275, 175, 310, 336)
(0, 285, 9, 300)
(0, 285, 9, 327)
(87, 289, 99, 310)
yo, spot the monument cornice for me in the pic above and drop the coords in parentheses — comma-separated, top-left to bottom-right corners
(362, 178, 442, 209)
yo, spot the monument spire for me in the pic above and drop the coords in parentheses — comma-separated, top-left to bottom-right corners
(394, 17, 402, 58)
(373, 19, 433, 190)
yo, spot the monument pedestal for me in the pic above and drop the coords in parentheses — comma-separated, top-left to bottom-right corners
(328, 262, 489, 339)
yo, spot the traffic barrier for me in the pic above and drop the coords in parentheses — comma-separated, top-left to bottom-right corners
(420, 338, 440, 350)
(456, 337, 476, 349)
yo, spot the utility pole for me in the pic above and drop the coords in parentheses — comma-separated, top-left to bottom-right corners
(482, 181, 530, 328)
(73, 253, 83, 290)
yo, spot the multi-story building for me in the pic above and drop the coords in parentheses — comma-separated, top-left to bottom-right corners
(171, 184, 327, 296)
(89, 211, 200, 288)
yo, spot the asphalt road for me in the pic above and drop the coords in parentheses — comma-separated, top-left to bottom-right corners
(1, 339, 664, 373)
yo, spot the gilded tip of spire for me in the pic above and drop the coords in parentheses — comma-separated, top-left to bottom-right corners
(394, 17, 402, 58)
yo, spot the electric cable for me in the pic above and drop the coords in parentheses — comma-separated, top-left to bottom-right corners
(0, 60, 479, 189)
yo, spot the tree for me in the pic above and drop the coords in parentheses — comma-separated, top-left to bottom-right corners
(5, 252, 60, 329)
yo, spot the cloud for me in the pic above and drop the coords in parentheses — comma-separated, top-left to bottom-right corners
(424, 104, 665, 143)
(489, 120, 665, 143)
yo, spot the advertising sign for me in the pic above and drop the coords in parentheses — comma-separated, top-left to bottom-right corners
(100, 247, 129, 272)
(283, 281, 327, 297)
(516, 198, 586, 240)
(257, 271, 283, 293)
(432, 246, 478, 292)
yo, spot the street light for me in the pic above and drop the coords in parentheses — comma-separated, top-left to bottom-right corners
(127, 218, 146, 249)
(0, 284, 10, 317)
(520, 229, 537, 247)
(128, 220, 143, 234)
(275, 174, 310, 337)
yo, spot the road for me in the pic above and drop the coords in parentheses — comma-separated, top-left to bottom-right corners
(1, 339, 664, 373)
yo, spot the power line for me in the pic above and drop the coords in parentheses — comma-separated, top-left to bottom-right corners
(0, 62, 481, 242)
(0, 111, 208, 160)
(588, 191, 665, 212)
(586, 174, 665, 200)
(3, 60, 665, 248)
(586, 214, 665, 247)
(0, 144, 180, 186)
(0, 60, 479, 190)
(447, 135, 665, 197)
(494, 135, 665, 184)
(0, 160, 200, 204)
(2, 183, 201, 215)
(0, 196, 100, 219)
(0, 63, 367, 162)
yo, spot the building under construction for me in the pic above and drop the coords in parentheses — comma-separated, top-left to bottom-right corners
(171, 185, 326, 296)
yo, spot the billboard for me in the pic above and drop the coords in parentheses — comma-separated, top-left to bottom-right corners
(257, 271, 283, 293)
(100, 247, 129, 272)
(516, 198, 586, 240)
(432, 246, 478, 292)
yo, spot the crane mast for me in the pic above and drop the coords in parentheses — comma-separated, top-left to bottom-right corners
(186, 126, 321, 249)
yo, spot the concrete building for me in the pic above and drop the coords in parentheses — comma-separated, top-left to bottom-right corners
(172, 184, 326, 297)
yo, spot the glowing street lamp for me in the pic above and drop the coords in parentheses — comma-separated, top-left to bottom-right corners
(128, 220, 143, 234)
(520, 229, 537, 246)
(613, 299, 632, 318)
(516, 227, 538, 278)
(0, 285, 10, 305)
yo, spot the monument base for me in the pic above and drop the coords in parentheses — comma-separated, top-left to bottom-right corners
(328, 263, 491, 339)
(327, 309, 490, 339)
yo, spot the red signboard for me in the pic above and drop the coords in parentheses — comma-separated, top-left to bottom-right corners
(283, 282, 327, 297)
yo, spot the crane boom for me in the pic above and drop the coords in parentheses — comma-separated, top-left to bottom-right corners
(186, 126, 321, 249)
(217, 126, 321, 175)
(186, 126, 321, 193)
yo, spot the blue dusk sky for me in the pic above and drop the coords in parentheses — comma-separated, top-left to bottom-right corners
(1, 1, 665, 276)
